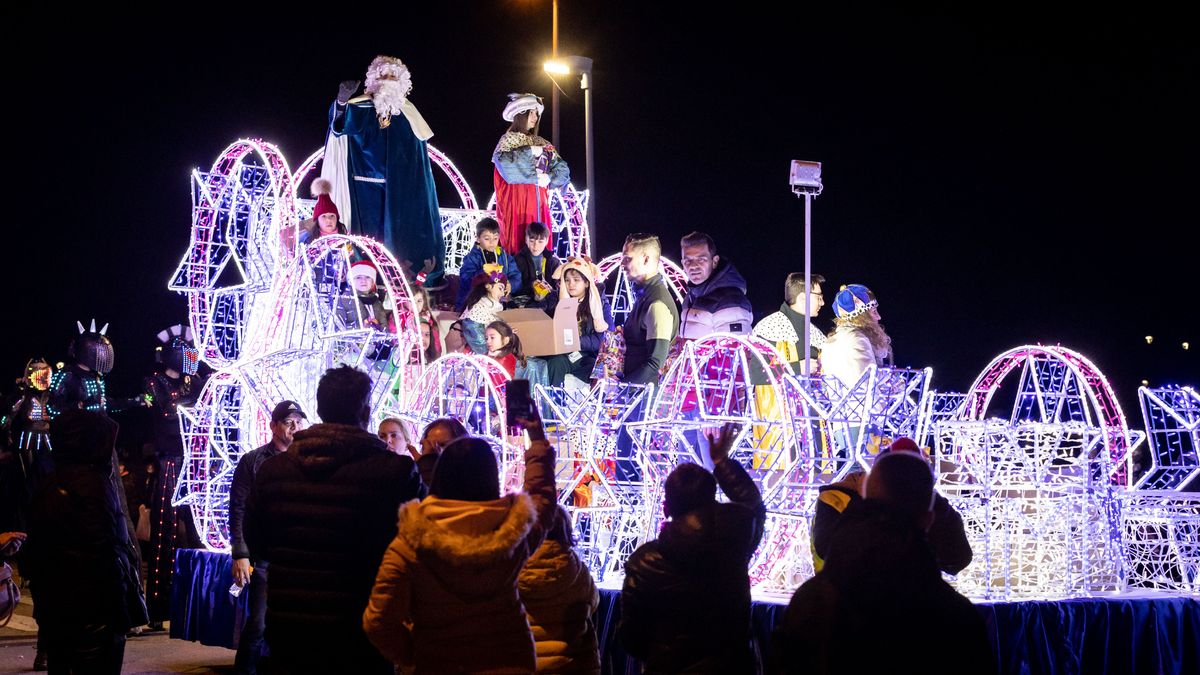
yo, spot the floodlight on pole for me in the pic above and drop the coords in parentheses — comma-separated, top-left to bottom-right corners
(789, 160, 823, 376)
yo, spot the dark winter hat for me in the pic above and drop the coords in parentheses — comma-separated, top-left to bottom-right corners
(271, 400, 307, 424)
(430, 437, 501, 501)
(831, 284, 878, 319)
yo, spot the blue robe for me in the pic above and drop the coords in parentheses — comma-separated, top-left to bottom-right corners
(329, 100, 445, 285)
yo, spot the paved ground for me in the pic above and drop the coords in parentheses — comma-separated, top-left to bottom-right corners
(2, 592, 236, 674)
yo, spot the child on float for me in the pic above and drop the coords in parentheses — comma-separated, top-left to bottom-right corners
(297, 178, 351, 298)
(300, 178, 348, 244)
(485, 320, 525, 380)
(460, 271, 510, 355)
(399, 283, 442, 362)
(455, 217, 522, 311)
(512, 221, 562, 308)
(543, 256, 612, 388)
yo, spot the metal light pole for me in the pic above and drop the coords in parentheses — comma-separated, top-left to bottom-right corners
(790, 160, 823, 375)
(544, 55, 595, 255)
(551, 0, 560, 149)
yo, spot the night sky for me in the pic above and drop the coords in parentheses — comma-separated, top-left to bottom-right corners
(5, 6, 1196, 421)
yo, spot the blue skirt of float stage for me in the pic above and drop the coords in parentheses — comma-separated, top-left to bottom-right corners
(329, 100, 445, 286)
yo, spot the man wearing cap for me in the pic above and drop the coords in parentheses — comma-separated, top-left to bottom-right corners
(227, 400, 307, 675)
(336, 260, 392, 332)
(492, 92, 571, 254)
(322, 56, 445, 288)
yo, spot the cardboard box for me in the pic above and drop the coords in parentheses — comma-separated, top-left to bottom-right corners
(497, 297, 580, 356)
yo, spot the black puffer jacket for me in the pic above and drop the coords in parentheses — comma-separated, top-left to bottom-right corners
(245, 423, 422, 660)
(619, 459, 766, 674)
(21, 411, 145, 632)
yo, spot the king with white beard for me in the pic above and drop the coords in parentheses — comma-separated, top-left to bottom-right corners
(323, 55, 445, 287)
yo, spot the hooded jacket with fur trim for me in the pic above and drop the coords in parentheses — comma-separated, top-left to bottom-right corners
(363, 437, 557, 674)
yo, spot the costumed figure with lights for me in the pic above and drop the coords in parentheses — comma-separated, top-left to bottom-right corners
(3, 360, 54, 469)
(0, 359, 55, 532)
(492, 93, 571, 254)
(322, 55, 445, 288)
(141, 325, 205, 627)
(45, 319, 148, 626)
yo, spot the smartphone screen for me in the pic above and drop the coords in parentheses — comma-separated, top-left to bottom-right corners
(505, 379, 533, 427)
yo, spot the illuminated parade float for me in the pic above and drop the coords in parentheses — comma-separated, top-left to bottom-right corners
(167, 138, 1199, 668)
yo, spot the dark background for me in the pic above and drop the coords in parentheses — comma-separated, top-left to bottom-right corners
(4, 4, 1196, 424)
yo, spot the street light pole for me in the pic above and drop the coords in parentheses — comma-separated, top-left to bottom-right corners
(544, 55, 594, 257)
(581, 68, 595, 253)
(551, 0, 560, 149)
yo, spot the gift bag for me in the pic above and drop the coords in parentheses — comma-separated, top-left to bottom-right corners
(589, 328, 626, 381)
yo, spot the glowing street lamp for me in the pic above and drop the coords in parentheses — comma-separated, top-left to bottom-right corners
(544, 55, 595, 252)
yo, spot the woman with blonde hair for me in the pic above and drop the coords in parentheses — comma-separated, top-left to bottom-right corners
(819, 284, 892, 390)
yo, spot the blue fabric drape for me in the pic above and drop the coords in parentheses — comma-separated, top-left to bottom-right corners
(172, 549, 1200, 674)
(170, 548, 248, 649)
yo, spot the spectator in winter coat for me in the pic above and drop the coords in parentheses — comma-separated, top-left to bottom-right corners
(518, 505, 601, 673)
(363, 411, 558, 673)
(227, 400, 308, 675)
(619, 424, 766, 674)
(771, 450, 994, 675)
(809, 437, 972, 575)
(245, 366, 423, 675)
(22, 411, 147, 674)
(403, 417, 469, 487)
(678, 232, 753, 340)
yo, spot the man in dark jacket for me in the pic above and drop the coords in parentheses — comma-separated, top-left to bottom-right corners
(620, 424, 766, 674)
(809, 437, 972, 575)
(228, 400, 308, 675)
(678, 231, 753, 340)
(245, 367, 423, 674)
(22, 411, 146, 674)
(771, 450, 994, 675)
